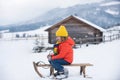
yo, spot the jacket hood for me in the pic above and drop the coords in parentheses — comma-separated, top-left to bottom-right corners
(65, 37, 75, 46)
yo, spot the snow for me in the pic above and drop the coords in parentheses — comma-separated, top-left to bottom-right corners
(0, 26, 120, 80)
(105, 26, 120, 36)
(100, 1, 120, 6)
(105, 9, 119, 15)
(107, 26, 120, 31)
(0, 30, 9, 33)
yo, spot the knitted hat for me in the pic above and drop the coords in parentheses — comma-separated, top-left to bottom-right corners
(56, 25, 68, 37)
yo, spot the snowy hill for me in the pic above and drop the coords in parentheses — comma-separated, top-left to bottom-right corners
(0, 0, 120, 32)
(0, 25, 120, 80)
(0, 37, 120, 80)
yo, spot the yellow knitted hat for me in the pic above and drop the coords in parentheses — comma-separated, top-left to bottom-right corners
(56, 25, 68, 37)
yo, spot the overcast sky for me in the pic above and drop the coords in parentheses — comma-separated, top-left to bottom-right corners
(0, 0, 104, 26)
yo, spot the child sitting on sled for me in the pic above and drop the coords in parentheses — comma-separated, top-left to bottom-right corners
(47, 25, 75, 79)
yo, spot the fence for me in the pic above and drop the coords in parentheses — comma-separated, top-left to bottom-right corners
(0, 35, 48, 41)
(103, 34, 120, 42)
(75, 33, 120, 47)
(1, 33, 120, 44)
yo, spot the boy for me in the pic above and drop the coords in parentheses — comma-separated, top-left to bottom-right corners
(47, 25, 75, 79)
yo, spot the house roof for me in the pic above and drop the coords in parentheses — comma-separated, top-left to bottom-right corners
(45, 15, 106, 32)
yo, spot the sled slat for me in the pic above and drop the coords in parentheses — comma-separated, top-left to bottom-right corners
(37, 63, 93, 66)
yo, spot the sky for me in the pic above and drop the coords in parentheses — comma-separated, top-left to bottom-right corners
(0, 0, 104, 26)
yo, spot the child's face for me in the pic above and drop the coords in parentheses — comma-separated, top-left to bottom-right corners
(56, 37, 61, 42)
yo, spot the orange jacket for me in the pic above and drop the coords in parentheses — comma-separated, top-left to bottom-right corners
(51, 37, 75, 63)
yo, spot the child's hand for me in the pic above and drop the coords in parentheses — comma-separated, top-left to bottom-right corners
(47, 55, 51, 61)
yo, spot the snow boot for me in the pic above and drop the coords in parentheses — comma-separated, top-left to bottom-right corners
(54, 71, 60, 77)
(55, 68, 69, 79)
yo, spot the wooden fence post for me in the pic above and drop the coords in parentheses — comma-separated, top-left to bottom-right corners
(118, 34, 120, 39)
(79, 38, 82, 48)
(103, 35, 105, 43)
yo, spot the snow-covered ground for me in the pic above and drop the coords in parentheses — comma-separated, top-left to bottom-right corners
(0, 38, 120, 80)
(0, 26, 120, 80)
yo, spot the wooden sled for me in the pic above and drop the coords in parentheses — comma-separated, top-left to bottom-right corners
(33, 61, 93, 78)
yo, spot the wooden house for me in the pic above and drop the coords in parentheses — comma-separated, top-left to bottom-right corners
(45, 15, 105, 44)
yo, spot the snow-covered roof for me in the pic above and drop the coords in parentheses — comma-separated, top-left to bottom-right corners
(45, 15, 106, 32)
(73, 15, 106, 32)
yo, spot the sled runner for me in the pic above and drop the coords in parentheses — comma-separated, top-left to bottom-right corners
(33, 61, 93, 78)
